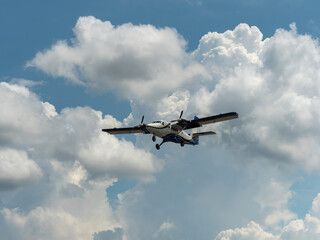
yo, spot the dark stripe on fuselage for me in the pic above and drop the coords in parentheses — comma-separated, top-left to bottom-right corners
(161, 133, 198, 145)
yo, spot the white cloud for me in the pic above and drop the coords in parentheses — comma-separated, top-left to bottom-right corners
(152, 221, 177, 239)
(280, 213, 320, 239)
(42, 102, 58, 119)
(79, 133, 161, 180)
(112, 22, 320, 240)
(0, 149, 42, 191)
(29, 18, 320, 169)
(310, 193, 320, 216)
(187, 23, 320, 172)
(254, 179, 293, 210)
(0, 183, 118, 240)
(0, 80, 160, 239)
(0, 82, 49, 147)
(156, 90, 190, 119)
(192, 23, 264, 71)
(265, 210, 296, 228)
(27, 18, 320, 170)
(27, 16, 207, 100)
(0, 81, 160, 180)
(4, 17, 320, 240)
(214, 193, 320, 240)
(214, 221, 278, 240)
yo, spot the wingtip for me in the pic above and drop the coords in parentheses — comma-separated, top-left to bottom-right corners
(232, 112, 239, 118)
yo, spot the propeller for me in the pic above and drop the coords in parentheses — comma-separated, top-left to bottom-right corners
(171, 110, 186, 122)
(179, 110, 183, 119)
(138, 115, 149, 133)
(170, 110, 190, 130)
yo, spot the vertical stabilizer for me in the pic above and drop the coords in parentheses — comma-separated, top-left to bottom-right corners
(191, 116, 199, 138)
(191, 116, 199, 145)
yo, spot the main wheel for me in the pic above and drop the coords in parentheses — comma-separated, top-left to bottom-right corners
(180, 142, 184, 147)
(156, 144, 160, 150)
(152, 136, 156, 142)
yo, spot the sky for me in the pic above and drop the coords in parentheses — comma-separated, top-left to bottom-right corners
(1, 0, 320, 239)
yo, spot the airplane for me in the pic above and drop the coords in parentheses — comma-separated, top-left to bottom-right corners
(102, 111, 238, 150)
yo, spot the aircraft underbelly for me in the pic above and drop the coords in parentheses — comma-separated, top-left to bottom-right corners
(147, 126, 192, 142)
(147, 126, 172, 138)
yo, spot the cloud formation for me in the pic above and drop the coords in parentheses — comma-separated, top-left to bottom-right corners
(0, 81, 160, 239)
(0, 148, 42, 191)
(188, 23, 320, 171)
(27, 16, 206, 99)
(0, 81, 160, 182)
(215, 193, 320, 240)
(114, 22, 320, 239)
(30, 18, 320, 171)
(4, 17, 320, 239)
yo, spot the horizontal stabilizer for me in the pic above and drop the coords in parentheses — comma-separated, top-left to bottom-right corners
(193, 131, 216, 138)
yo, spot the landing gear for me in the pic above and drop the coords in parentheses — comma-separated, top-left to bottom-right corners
(152, 136, 156, 142)
(156, 144, 160, 150)
(180, 142, 184, 147)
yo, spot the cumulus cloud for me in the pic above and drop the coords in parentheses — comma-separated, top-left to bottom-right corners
(0, 81, 160, 180)
(0, 82, 50, 147)
(27, 19, 320, 170)
(214, 193, 320, 240)
(186, 23, 320, 171)
(0, 164, 119, 240)
(27, 16, 207, 99)
(0, 81, 160, 239)
(0, 180, 119, 240)
(79, 134, 161, 180)
(192, 23, 264, 76)
(215, 221, 278, 240)
(0, 149, 42, 191)
(5, 17, 320, 240)
(29, 19, 320, 171)
(110, 22, 320, 239)
(156, 90, 190, 119)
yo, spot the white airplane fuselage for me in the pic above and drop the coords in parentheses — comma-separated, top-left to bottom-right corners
(145, 121, 193, 142)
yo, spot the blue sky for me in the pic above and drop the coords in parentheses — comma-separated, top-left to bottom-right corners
(2, 0, 320, 116)
(2, 0, 320, 239)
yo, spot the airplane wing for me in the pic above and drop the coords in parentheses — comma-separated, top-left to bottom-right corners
(102, 126, 147, 134)
(184, 112, 238, 130)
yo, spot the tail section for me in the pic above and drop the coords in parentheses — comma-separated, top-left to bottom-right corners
(191, 116, 199, 144)
(191, 116, 199, 136)
(191, 116, 216, 145)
